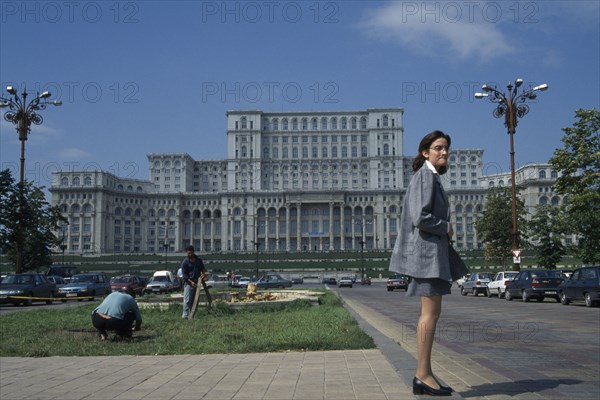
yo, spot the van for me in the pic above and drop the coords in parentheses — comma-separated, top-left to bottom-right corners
(145, 270, 177, 294)
(153, 270, 174, 282)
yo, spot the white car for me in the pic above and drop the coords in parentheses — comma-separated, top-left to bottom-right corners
(456, 274, 471, 288)
(234, 276, 251, 288)
(338, 277, 353, 288)
(486, 271, 518, 298)
(204, 274, 230, 289)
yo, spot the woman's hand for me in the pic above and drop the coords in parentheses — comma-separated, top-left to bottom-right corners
(448, 224, 454, 241)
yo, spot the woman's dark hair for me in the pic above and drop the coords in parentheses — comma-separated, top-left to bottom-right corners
(412, 130, 452, 174)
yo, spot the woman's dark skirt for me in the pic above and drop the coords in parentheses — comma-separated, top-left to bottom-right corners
(406, 277, 452, 297)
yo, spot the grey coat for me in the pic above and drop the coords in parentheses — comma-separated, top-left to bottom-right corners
(389, 165, 453, 281)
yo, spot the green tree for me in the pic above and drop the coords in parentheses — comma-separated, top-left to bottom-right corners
(475, 186, 528, 267)
(528, 205, 567, 268)
(549, 109, 600, 264)
(0, 169, 67, 272)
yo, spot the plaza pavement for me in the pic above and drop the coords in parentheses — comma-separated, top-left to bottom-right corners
(1, 294, 597, 400)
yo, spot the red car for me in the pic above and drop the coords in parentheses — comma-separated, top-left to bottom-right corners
(387, 274, 410, 291)
(110, 275, 145, 297)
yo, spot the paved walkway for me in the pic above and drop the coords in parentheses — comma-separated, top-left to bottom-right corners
(1, 295, 597, 400)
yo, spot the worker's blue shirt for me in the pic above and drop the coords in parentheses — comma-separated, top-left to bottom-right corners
(181, 256, 205, 284)
(92, 292, 142, 321)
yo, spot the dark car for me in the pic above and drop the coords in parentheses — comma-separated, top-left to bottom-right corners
(322, 277, 337, 285)
(558, 266, 600, 307)
(254, 274, 292, 289)
(505, 269, 563, 302)
(461, 272, 494, 296)
(46, 275, 67, 289)
(46, 265, 79, 282)
(387, 274, 410, 291)
(361, 276, 372, 285)
(110, 275, 145, 297)
(291, 276, 304, 284)
(57, 273, 111, 301)
(0, 273, 56, 306)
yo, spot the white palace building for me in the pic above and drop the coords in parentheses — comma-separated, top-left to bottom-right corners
(49, 108, 564, 256)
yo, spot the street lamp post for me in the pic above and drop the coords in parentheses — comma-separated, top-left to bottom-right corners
(60, 224, 68, 265)
(164, 242, 169, 269)
(475, 79, 548, 271)
(359, 239, 365, 279)
(252, 240, 260, 278)
(1, 86, 62, 273)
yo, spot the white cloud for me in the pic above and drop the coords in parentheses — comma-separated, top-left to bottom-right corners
(359, 2, 515, 62)
(58, 148, 92, 160)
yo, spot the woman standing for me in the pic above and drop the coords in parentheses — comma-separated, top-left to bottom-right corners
(389, 130, 455, 396)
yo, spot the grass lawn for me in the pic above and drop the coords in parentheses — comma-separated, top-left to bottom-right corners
(0, 290, 375, 357)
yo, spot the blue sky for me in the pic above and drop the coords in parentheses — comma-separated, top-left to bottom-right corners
(1, 0, 599, 189)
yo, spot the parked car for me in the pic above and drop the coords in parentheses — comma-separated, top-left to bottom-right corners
(486, 271, 518, 298)
(145, 275, 177, 294)
(291, 276, 304, 284)
(456, 273, 471, 288)
(204, 274, 230, 289)
(505, 269, 563, 302)
(461, 272, 494, 296)
(110, 275, 145, 297)
(558, 266, 600, 307)
(322, 277, 337, 285)
(0, 273, 56, 306)
(254, 274, 292, 289)
(361, 276, 372, 285)
(46, 275, 67, 289)
(46, 265, 79, 282)
(57, 273, 111, 301)
(560, 270, 575, 280)
(338, 277, 353, 288)
(387, 274, 410, 291)
(232, 276, 251, 288)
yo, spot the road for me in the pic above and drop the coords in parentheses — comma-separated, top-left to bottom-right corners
(329, 280, 600, 399)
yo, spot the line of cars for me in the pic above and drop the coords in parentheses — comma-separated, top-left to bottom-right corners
(0, 269, 174, 306)
(457, 266, 600, 307)
(322, 275, 372, 288)
(0, 269, 307, 306)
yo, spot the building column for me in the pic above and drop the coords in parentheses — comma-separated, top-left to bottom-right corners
(296, 202, 301, 251)
(329, 202, 334, 251)
(285, 205, 291, 252)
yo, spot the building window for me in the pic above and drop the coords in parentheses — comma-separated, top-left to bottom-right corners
(321, 117, 328, 130)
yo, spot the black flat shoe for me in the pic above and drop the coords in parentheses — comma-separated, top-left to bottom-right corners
(433, 375, 453, 392)
(413, 377, 452, 396)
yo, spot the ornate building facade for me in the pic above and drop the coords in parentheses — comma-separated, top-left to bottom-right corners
(49, 108, 565, 255)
